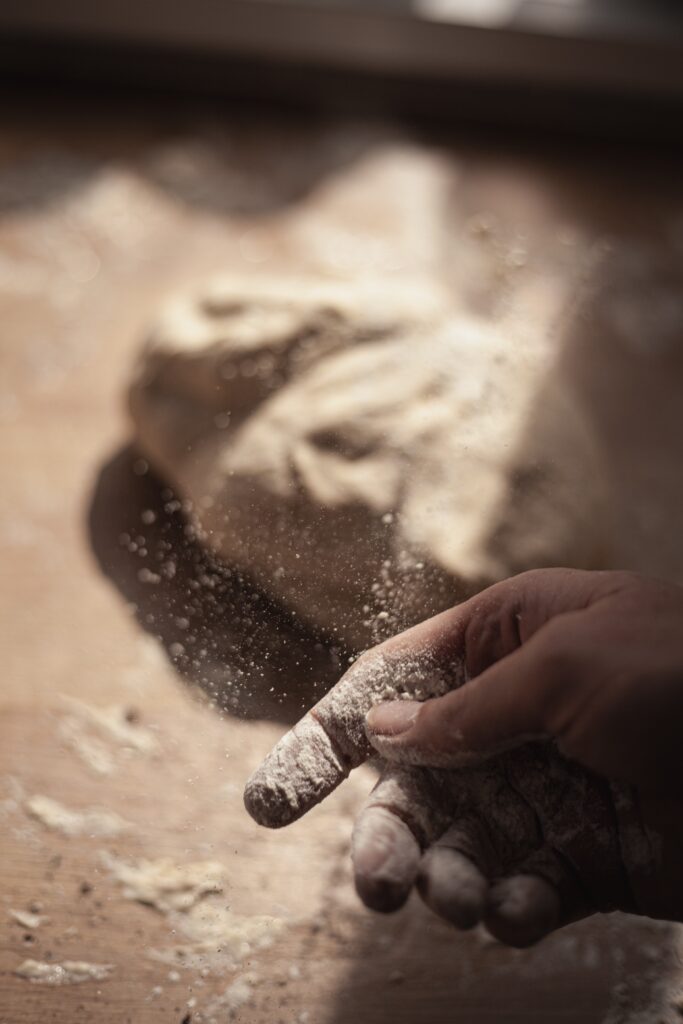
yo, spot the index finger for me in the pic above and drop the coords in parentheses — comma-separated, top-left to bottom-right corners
(243, 612, 468, 828)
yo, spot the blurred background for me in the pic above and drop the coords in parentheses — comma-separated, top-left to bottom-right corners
(1, 0, 683, 130)
(1, 4, 683, 1023)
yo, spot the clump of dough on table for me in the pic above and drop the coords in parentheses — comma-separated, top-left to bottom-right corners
(129, 275, 609, 651)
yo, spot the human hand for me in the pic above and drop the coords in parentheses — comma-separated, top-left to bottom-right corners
(244, 569, 683, 944)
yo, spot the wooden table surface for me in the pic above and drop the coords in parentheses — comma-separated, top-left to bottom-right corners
(1, 90, 683, 1023)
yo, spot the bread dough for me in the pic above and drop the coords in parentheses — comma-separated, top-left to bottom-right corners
(129, 276, 609, 651)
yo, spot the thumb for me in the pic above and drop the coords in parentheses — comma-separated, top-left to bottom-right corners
(364, 618, 580, 768)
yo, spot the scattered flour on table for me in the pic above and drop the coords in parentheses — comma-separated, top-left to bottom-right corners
(26, 795, 129, 837)
(101, 853, 225, 912)
(58, 714, 115, 775)
(15, 959, 114, 984)
(202, 972, 260, 1022)
(102, 853, 284, 971)
(0, 775, 25, 818)
(60, 697, 159, 754)
(173, 903, 283, 966)
(9, 908, 47, 929)
(58, 696, 159, 776)
(0, 777, 41, 848)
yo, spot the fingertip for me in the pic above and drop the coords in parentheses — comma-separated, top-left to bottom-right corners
(354, 872, 413, 913)
(417, 847, 488, 930)
(243, 771, 297, 829)
(352, 808, 421, 914)
(244, 716, 349, 828)
(484, 875, 561, 948)
(243, 774, 279, 828)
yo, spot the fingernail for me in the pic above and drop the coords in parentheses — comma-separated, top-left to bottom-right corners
(366, 700, 421, 737)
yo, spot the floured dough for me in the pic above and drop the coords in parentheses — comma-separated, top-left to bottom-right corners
(129, 276, 609, 650)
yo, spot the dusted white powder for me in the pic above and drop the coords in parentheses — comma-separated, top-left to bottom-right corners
(102, 853, 226, 912)
(26, 795, 128, 838)
(15, 959, 114, 985)
(244, 644, 463, 828)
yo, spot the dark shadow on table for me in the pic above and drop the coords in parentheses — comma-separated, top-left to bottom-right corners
(321, 894, 682, 1024)
(88, 443, 345, 724)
